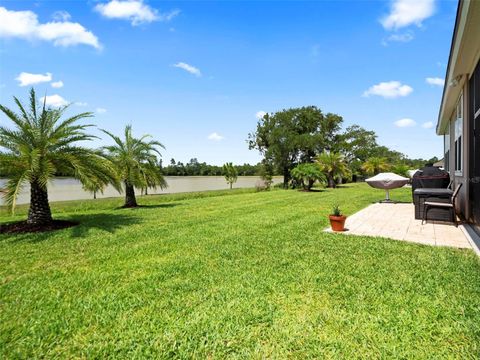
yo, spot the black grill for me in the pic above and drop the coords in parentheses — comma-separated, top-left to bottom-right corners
(411, 166, 450, 196)
(412, 166, 451, 220)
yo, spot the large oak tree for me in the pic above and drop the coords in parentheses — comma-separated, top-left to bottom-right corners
(248, 106, 343, 188)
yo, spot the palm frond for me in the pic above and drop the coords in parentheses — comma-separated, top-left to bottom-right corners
(3, 170, 30, 214)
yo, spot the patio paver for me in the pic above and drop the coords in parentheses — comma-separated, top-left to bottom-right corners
(327, 203, 472, 249)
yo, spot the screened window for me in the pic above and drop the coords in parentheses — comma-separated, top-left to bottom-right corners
(454, 94, 463, 174)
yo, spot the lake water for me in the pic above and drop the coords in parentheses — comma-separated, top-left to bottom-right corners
(0, 176, 283, 205)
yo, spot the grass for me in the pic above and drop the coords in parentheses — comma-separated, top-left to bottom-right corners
(1, 183, 479, 358)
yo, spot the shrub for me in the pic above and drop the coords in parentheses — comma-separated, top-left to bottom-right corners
(290, 163, 326, 191)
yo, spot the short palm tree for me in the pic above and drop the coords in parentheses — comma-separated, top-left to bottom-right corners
(222, 162, 238, 189)
(102, 125, 167, 207)
(362, 157, 390, 175)
(315, 151, 350, 188)
(291, 163, 326, 191)
(0, 88, 119, 225)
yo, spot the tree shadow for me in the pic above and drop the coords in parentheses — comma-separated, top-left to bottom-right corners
(4, 212, 143, 243)
(334, 185, 352, 189)
(115, 203, 183, 210)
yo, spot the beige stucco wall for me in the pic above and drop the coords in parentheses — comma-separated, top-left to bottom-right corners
(447, 80, 470, 220)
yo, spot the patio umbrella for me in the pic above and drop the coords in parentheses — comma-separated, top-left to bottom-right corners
(366, 172, 409, 203)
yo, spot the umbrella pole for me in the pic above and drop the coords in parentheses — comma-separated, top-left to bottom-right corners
(384, 189, 391, 202)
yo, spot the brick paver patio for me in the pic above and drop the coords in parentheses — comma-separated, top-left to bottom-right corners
(328, 203, 472, 249)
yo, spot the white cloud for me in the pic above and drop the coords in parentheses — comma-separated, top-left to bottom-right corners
(52, 11, 71, 22)
(173, 62, 201, 77)
(394, 118, 416, 128)
(41, 94, 68, 107)
(381, 0, 436, 30)
(363, 81, 413, 98)
(208, 132, 224, 141)
(422, 121, 434, 129)
(382, 31, 414, 45)
(51, 80, 64, 88)
(425, 77, 444, 87)
(96, 108, 107, 114)
(159, 9, 180, 22)
(0, 6, 101, 49)
(95, 1, 179, 26)
(75, 102, 88, 107)
(255, 111, 267, 119)
(15, 72, 52, 86)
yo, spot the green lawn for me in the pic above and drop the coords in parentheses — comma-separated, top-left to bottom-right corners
(1, 183, 479, 358)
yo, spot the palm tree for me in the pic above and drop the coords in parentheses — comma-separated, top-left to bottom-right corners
(362, 157, 390, 175)
(102, 125, 167, 207)
(0, 88, 119, 225)
(222, 162, 238, 189)
(291, 163, 326, 191)
(315, 151, 350, 188)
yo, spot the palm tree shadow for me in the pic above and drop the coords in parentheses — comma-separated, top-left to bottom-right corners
(67, 212, 144, 238)
(115, 203, 182, 210)
(5, 212, 142, 243)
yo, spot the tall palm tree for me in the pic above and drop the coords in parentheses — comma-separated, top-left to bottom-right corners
(0, 88, 119, 225)
(362, 157, 390, 175)
(315, 151, 350, 188)
(102, 125, 167, 207)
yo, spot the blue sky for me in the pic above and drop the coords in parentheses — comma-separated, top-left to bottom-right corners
(0, 0, 457, 165)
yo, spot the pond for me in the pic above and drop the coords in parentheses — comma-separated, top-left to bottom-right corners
(0, 176, 283, 205)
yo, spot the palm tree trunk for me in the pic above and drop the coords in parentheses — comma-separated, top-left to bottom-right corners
(327, 174, 336, 188)
(283, 166, 289, 189)
(124, 182, 138, 207)
(27, 179, 53, 225)
(230, 182, 233, 189)
(308, 179, 315, 191)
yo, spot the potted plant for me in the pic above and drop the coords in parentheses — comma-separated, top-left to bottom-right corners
(329, 204, 347, 232)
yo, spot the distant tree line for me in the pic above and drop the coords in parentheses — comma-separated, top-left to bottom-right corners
(160, 158, 267, 176)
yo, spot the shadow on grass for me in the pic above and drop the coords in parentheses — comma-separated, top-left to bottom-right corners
(115, 203, 183, 210)
(2, 212, 143, 243)
(67, 212, 144, 238)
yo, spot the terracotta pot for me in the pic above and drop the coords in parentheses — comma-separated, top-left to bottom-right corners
(329, 215, 347, 232)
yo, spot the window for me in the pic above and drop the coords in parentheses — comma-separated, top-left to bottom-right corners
(444, 127, 450, 171)
(454, 94, 463, 174)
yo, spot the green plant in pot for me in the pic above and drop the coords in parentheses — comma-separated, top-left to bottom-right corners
(329, 204, 347, 232)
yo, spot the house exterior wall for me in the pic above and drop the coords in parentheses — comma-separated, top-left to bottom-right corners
(437, 1, 480, 230)
(444, 92, 464, 216)
(443, 62, 477, 221)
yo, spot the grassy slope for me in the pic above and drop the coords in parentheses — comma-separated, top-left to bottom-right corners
(0, 183, 479, 358)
